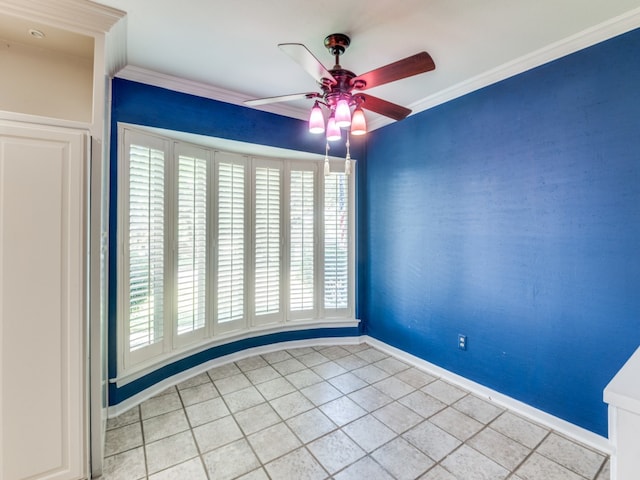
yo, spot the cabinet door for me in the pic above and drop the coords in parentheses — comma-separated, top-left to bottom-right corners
(0, 121, 86, 480)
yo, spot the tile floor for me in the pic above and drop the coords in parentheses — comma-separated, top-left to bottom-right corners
(103, 343, 610, 480)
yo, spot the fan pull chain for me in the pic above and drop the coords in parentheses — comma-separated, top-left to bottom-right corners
(324, 142, 331, 176)
(345, 136, 351, 175)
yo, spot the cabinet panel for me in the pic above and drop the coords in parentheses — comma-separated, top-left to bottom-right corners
(0, 121, 86, 480)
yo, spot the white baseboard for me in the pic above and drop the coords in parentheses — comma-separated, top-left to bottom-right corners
(363, 335, 612, 454)
(108, 333, 613, 456)
(107, 336, 364, 418)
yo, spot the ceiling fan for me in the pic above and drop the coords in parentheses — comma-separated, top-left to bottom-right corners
(245, 33, 436, 135)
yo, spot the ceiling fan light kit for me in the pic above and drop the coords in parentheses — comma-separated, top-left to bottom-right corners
(246, 33, 436, 173)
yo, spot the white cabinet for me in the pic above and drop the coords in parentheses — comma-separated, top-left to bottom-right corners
(0, 121, 86, 480)
(604, 346, 640, 480)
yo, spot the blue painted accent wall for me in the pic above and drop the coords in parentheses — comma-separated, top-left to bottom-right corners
(364, 28, 640, 437)
(108, 79, 364, 405)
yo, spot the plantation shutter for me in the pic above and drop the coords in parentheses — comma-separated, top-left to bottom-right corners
(254, 163, 281, 322)
(216, 154, 246, 330)
(324, 172, 349, 310)
(127, 142, 165, 352)
(176, 149, 208, 338)
(290, 167, 315, 314)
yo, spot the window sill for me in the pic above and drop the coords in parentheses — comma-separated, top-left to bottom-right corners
(112, 318, 360, 388)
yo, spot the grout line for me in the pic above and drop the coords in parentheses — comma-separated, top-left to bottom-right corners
(106, 344, 610, 480)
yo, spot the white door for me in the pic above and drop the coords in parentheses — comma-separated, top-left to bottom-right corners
(0, 121, 86, 480)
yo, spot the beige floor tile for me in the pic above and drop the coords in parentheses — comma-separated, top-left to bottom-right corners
(373, 401, 423, 433)
(394, 367, 437, 389)
(286, 368, 325, 388)
(264, 447, 328, 480)
(536, 432, 606, 479)
(418, 465, 458, 480)
(373, 376, 415, 399)
(352, 364, 390, 383)
(467, 427, 531, 471)
(236, 355, 268, 372)
(372, 437, 434, 480)
(104, 344, 610, 480)
(348, 385, 393, 412)
(515, 452, 585, 480)
(429, 407, 484, 441)
(207, 362, 241, 380)
(270, 390, 315, 419)
(453, 394, 504, 424)
(148, 457, 207, 480)
(143, 408, 190, 443)
(343, 414, 396, 452)
(422, 380, 467, 405)
(403, 420, 461, 461)
(145, 430, 199, 475)
(320, 396, 367, 426)
(234, 402, 281, 435)
(102, 446, 146, 480)
(224, 385, 265, 413)
(355, 347, 389, 363)
(255, 376, 297, 400)
(373, 356, 411, 375)
(214, 373, 251, 395)
(307, 430, 366, 474)
(300, 381, 343, 406)
(248, 422, 301, 463)
(244, 365, 281, 384)
(398, 390, 446, 418)
(202, 438, 261, 480)
(327, 372, 368, 394)
(312, 361, 348, 380)
(334, 456, 394, 480)
(179, 381, 219, 406)
(105, 422, 143, 456)
(185, 396, 230, 427)
(106, 407, 140, 431)
(140, 391, 182, 419)
(176, 372, 211, 390)
(192, 415, 243, 453)
(490, 412, 549, 449)
(441, 445, 509, 480)
(286, 408, 337, 443)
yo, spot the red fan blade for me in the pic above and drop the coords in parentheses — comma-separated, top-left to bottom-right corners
(358, 93, 411, 121)
(279, 43, 337, 85)
(244, 92, 320, 106)
(352, 52, 435, 90)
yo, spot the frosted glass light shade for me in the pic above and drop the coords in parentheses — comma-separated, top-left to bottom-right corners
(308, 102, 325, 134)
(326, 116, 341, 141)
(335, 99, 351, 127)
(350, 108, 367, 135)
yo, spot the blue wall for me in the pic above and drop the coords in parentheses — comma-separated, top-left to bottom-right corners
(363, 28, 640, 436)
(108, 79, 364, 405)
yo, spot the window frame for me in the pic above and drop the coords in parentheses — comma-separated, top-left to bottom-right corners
(117, 125, 356, 379)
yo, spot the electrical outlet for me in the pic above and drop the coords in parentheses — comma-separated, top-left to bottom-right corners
(458, 334, 467, 350)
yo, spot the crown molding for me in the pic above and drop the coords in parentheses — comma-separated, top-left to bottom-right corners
(116, 7, 639, 133)
(115, 65, 310, 121)
(367, 7, 640, 132)
(0, 0, 125, 35)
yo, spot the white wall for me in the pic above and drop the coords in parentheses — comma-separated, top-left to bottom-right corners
(0, 40, 93, 122)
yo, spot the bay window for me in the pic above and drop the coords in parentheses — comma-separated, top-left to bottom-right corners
(118, 126, 355, 375)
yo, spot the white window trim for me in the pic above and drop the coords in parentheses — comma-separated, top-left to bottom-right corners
(116, 124, 357, 380)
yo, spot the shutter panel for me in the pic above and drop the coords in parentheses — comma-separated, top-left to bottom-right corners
(254, 165, 280, 318)
(217, 159, 245, 326)
(128, 143, 165, 351)
(290, 168, 315, 313)
(324, 172, 349, 310)
(176, 153, 208, 336)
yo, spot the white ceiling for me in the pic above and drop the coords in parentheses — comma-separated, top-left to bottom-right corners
(94, 0, 640, 129)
